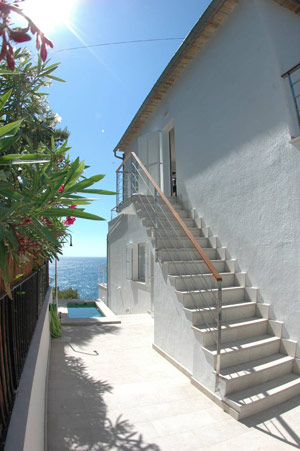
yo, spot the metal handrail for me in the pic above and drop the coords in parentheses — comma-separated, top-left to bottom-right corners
(118, 152, 222, 282)
(98, 266, 107, 286)
(281, 61, 300, 78)
(282, 63, 300, 130)
(116, 151, 223, 391)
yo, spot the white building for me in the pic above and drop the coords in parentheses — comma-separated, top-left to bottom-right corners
(107, 0, 300, 420)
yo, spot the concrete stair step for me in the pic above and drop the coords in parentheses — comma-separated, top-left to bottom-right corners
(194, 317, 268, 346)
(136, 206, 189, 218)
(174, 274, 238, 292)
(143, 216, 195, 228)
(165, 259, 236, 275)
(184, 301, 257, 326)
(148, 226, 203, 238)
(224, 372, 300, 420)
(203, 334, 281, 369)
(170, 272, 239, 291)
(158, 247, 224, 262)
(135, 201, 184, 212)
(155, 236, 212, 250)
(132, 194, 179, 205)
(177, 286, 258, 309)
(219, 353, 294, 395)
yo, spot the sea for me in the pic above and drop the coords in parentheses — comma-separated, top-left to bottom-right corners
(49, 257, 107, 300)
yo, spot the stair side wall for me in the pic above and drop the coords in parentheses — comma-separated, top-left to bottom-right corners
(153, 261, 195, 374)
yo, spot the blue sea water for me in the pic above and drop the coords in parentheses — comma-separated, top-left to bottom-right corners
(49, 257, 107, 300)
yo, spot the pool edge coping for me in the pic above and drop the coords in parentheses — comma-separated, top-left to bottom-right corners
(58, 299, 121, 325)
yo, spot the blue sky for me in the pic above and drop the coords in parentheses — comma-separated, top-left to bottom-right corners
(24, 0, 211, 257)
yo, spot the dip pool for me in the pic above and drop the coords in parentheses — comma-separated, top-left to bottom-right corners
(67, 302, 104, 319)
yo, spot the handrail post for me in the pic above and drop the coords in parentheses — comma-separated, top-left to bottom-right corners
(154, 188, 158, 262)
(288, 72, 300, 129)
(215, 280, 222, 392)
(129, 156, 133, 197)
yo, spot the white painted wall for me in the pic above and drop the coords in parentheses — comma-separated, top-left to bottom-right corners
(5, 288, 52, 451)
(107, 213, 153, 314)
(117, 0, 300, 351)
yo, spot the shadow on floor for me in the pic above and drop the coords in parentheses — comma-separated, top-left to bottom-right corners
(241, 397, 300, 449)
(58, 323, 121, 347)
(48, 341, 160, 451)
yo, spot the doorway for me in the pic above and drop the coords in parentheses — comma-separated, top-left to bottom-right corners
(169, 127, 177, 197)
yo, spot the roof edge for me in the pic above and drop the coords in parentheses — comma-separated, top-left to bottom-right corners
(113, 0, 229, 154)
(113, 0, 300, 154)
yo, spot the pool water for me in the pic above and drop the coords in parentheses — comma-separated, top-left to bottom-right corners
(67, 302, 104, 319)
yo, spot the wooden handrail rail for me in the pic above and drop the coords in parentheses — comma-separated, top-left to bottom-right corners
(281, 61, 300, 79)
(116, 152, 132, 172)
(129, 152, 222, 282)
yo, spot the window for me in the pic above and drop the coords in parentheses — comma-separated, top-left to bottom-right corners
(138, 243, 146, 282)
(126, 244, 132, 280)
(126, 242, 148, 283)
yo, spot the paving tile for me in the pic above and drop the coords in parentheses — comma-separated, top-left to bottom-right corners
(48, 314, 300, 451)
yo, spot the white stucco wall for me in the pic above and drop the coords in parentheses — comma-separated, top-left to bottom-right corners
(107, 213, 153, 315)
(118, 0, 300, 348)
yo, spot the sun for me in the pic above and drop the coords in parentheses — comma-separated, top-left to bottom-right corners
(22, 0, 77, 33)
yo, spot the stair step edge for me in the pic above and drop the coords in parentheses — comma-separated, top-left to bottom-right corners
(224, 373, 300, 406)
(183, 301, 256, 313)
(219, 354, 294, 380)
(204, 335, 280, 355)
(193, 317, 268, 334)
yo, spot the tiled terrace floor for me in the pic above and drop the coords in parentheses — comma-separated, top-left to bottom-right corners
(47, 314, 300, 451)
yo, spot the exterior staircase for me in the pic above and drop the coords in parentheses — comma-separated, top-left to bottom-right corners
(132, 194, 300, 421)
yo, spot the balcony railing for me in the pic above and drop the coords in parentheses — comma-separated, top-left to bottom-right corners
(282, 62, 300, 130)
(98, 266, 107, 286)
(0, 263, 49, 450)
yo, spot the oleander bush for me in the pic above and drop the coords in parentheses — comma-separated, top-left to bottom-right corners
(0, 51, 115, 297)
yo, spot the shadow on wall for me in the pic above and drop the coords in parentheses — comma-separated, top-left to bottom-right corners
(48, 325, 160, 451)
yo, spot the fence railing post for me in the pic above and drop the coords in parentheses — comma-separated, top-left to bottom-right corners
(215, 280, 222, 392)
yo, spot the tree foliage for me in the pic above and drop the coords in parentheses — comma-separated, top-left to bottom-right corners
(0, 0, 53, 70)
(57, 287, 80, 300)
(0, 51, 115, 298)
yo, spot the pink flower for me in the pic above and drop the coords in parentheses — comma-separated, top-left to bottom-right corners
(64, 216, 76, 226)
(58, 184, 64, 193)
(69, 205, 77, 209)
(20, 217, 32, 226)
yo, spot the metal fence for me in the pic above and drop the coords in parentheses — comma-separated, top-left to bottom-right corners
(0, 263, 49, 450)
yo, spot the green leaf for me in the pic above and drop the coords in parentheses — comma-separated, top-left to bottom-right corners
(0, 188, 23, 200)
(46, 75, 66, 83)
(6, 227, 19, 251)
(63, 157, 84, 187)
(32, 218, 60, 247)
(0, 135, 18, 153)
(0, 89, 12, 110)
(43, 208, 105, 221)
(0, 120, 22, 138)
(1, 202, 18, 220)
(0, 241, 6, 269)
(0, 154, 50, 165)
(0, 225, 3, 241)
(0, 70, 21, 75)
(80, 188, 117, 195)
(69, 174, 105, 192)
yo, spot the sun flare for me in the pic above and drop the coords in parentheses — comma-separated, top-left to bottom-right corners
(22, 0, 77, 33)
